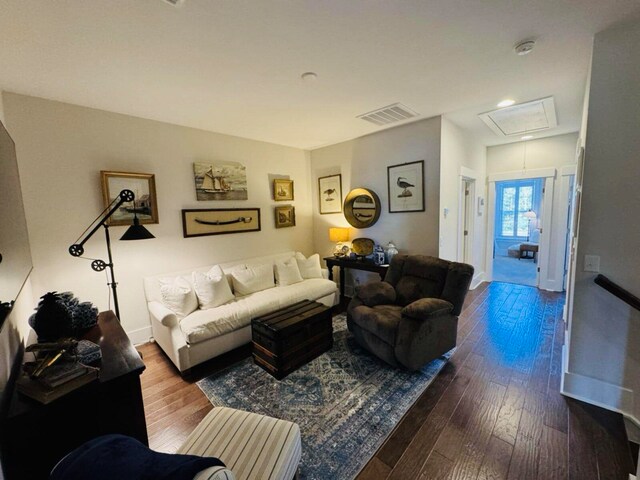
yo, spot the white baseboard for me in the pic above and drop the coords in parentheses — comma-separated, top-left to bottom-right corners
(470, 272, 486, 290)
(561, 345, 639, 425)
(127, 325, 153, 346)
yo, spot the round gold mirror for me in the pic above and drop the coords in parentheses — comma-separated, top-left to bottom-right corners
(343, 188, 381, 228)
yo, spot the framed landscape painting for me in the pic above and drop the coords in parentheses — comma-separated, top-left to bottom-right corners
(273, 179, 294, 201)
(193, 162, 248, 201)
(387, 160, 425, 213)
(318, 174, 342, 214)
(275, 205, 295, 228)
(100, 171, 158, 226)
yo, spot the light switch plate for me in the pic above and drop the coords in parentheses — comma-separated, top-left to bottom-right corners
(584, 254, 600, 273)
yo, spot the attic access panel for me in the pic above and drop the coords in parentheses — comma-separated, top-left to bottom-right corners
(479, 97, 558, 137)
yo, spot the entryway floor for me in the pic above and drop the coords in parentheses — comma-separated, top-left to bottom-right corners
(492, 254, 537, 287)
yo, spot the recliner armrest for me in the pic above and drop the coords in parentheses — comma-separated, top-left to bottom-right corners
(148, 301, 179, 327)
(355, 281, 397, 307)
(402, 298, 453, 321)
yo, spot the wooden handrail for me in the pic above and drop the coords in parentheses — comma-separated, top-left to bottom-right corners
(594, 274, 640, 312)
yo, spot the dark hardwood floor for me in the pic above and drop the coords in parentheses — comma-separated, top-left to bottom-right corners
(138, 282, 635, 479)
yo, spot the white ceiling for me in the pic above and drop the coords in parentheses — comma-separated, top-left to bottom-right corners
(0, 0, 639, 149)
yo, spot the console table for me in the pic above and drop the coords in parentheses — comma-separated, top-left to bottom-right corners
(1, 311, 147, 480)
(324, 256, 389, 305)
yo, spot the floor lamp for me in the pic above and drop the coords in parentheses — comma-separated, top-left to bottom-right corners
(69, 189, 154, 320)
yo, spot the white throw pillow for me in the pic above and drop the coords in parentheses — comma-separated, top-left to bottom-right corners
(274, 257, 304, 286)
(231, 263, 275, 296)
(159, 276, 198, 318)
(295, 252, 323, 279)
(192, 266, 235, 310)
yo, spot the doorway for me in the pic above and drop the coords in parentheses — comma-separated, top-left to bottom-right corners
(491, 178, 543, 287)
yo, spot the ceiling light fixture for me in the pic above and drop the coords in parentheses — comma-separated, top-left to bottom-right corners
(514, 40, 536, 56)
(521, 135, 533, 140)
(497, 99, 515, 108)
(301, 72, 318, 82)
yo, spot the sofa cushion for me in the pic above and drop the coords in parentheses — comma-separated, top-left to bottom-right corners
(159, 277, 199, 319)
(357, 281, 396, 307)
(180, 278, 338, 345)
(386, 255, 450, 306)
(349, 304, 403, 345)
(274, 258, 303, 286)
(192, 266, 234, 310)
(179, 407, 301, 480)
(231, 263, 275, 296)
(295, 253, 323, 279)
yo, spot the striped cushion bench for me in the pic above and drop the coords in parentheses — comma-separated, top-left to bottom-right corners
(179, 407, 301, 480)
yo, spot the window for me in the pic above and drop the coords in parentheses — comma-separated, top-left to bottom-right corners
(496, 180, 538, 238)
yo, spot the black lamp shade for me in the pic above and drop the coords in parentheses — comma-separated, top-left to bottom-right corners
(120, 216, 155, 241)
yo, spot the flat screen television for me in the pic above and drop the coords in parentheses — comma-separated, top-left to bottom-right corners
(0, 118, 32, 328)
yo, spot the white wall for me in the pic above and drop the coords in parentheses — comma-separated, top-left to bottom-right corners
(4, 93, 313, 343)
(563, 20, 640, 425)
(487, 133, 578, 291)
(310, 117, 441, 290)
(440, 117, 487, 285)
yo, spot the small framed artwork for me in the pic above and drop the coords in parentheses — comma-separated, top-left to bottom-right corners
(318, 174, 342, 214)
(182, 208, 261, 238)
(101, 171, 158, 226)
(193, 162, 248, 201)
(275, 205, 295, 228)
(273, 179, 294, 201)
(387, 160, 425, 213)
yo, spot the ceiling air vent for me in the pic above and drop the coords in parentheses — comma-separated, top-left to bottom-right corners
(357, 103, 419, 126)
(478, 97, 558, 137)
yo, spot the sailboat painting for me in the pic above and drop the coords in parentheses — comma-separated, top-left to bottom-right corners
(193, 162, 248, 201)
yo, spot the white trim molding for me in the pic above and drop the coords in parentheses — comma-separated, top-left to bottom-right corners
(561, 345, 638, 424)
(127, 325, 153, 346)
(487, 167, 557, 183)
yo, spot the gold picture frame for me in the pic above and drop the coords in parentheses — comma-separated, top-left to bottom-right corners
(274, 205, 295, 228)
(100, 171, 158, 226)
(273, 179, 294, 201)
(182, 208, 261, 238)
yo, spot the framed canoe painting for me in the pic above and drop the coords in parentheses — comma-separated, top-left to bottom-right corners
(100, 171, 158, 226)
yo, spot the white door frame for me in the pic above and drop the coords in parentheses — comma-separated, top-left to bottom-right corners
(485, 167, 557, 289)
(457, 166, 478, 264)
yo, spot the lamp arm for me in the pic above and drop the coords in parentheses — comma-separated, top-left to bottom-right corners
(69, 189, 135, 257)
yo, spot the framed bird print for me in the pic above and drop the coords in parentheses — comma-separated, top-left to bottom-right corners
(318, 174, 342, 214)
(387, 160, 425, 213)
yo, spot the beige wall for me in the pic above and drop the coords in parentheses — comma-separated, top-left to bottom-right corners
(564, 20, 640, 423)
(310, 116, 441, 259)
(0, 90, 5, 125)
(439, 117, 487, 283)
(4, 93, 313, 342)
(486, 133, 578, 174)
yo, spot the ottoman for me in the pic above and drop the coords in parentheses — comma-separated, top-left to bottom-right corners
(178, 407, 301, 480)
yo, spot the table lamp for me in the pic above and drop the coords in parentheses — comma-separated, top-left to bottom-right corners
(523, 209, 537, 241)
(329, 227, 350, 257)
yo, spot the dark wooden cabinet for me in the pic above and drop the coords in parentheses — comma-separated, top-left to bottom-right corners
(252, 300, 332, 379)
(1, 311, 146, 480)
(324, 256, 389, 305)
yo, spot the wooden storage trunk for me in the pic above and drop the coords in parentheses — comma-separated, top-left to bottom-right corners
(251, 300, 333, 379)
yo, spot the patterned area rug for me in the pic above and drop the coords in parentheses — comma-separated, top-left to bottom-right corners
(197, 314, 451, 480)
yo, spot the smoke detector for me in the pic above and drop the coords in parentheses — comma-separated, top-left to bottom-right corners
(514, 40, 536, 56)
(162, 0, 186, 7)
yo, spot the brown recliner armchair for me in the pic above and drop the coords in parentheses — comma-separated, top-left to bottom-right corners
(347, 255, 474, 370)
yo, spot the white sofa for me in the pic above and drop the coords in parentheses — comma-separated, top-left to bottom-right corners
(143, 251, 339, 373)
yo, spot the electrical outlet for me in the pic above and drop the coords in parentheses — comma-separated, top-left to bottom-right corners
(584, 254, 600, 273)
